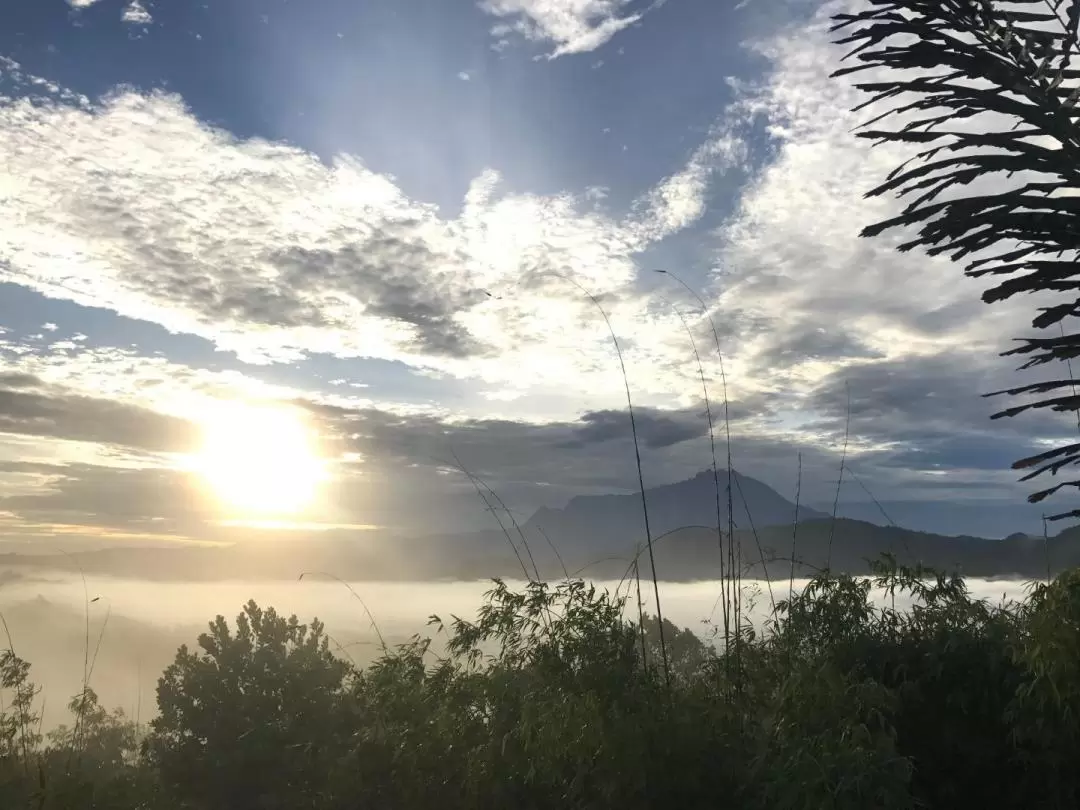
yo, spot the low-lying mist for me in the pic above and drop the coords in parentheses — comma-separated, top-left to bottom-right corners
(0, 570, 1039, 730)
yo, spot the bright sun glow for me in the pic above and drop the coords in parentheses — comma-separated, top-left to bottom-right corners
(195, 402, 326, 516)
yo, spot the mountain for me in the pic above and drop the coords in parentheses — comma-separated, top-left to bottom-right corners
(827, 499, 1050, 540)
(646, 519, 1074, 582)
(0, 517, 1076, 585)
(1, 517, 1076, 584)
(524, 469, 826, 553)
(2, 471, 1078, 584)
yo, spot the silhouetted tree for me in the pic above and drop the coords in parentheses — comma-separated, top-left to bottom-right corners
(145, 601, 350, 810)
(830, 0, 1080, 519)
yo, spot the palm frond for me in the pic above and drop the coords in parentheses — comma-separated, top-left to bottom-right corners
(832, 0, 1080, 518)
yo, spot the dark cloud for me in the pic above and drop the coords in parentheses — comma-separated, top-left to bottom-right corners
(808, 355, 999, 435)
(269, 239, 489, 358)
(757, 323, 884, 370)
(0, 462, 214, 530)
(0, 372, 40, 388)
(305, 396, 844, 512)
(0, 374, 199, 453)
(559, 408, 706, 449)
(881, 432, 1035, 473)
(0, 381, 1046, 541)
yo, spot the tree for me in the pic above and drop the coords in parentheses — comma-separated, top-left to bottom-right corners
(145, 601, 351, 810)
(829, 0, 1080, 519)
(42, 688, 156, 810)
(0, 648, 39, 765)
(0, 648, 39, 805)
(47, 687, 138, 772)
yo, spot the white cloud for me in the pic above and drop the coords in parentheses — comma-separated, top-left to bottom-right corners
(478, 0, 661, 58)
(122, 1, 153, 25)
(695, 0, 1068, 459)
(636, 132, 746, 238)
(458, 71, 472, 81)
(67, 0, 102, 7)
(0, 64, 733, 411)
(3, 2, 1048, 500)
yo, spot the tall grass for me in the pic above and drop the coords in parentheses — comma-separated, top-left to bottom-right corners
(445, 453, 542, 583)
(546, 271, 671, 687)
(827, 383, 851, 570)
(663, 296, 731, 648)
(656, 269, 782, 670)
(298, 572, 387, 651)
(790, 452, 802, 601)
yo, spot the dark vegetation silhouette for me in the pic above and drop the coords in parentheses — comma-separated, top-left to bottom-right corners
(8, 2, 1080, 808)
(830, 0, 1080, 520)
(3, 562, 1080, 808)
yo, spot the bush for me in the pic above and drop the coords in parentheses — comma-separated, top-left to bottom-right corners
(3, 560, 1080, 809)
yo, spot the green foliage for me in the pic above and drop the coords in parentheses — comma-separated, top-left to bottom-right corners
(145, 600, 350, 810)
(6, 562, 1080, 808)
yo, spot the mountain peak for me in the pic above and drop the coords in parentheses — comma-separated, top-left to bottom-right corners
(525, 470, 826, 552)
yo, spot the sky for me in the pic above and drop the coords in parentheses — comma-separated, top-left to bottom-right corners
(0, 0, 1074, 548)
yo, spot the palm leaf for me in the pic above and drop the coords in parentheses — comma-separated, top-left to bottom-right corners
(831, 0, 1080, 519)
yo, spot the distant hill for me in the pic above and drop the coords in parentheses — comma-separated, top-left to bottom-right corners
(644, 519, 1075, 582)
(1, 517, 1074, 583)
(827, 499, 1050, 540)
(1, 471, 1077, 584)
(525, 469, 827, 553)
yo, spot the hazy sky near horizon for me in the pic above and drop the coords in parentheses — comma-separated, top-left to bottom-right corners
(0, 0, 1072, 547)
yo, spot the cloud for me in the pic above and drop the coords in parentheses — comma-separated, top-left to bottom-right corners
(635, 133, 747, 238)
(0, 1, 1067, 531)
(559, 407, 706, 449)
(0, 339, 1047, 540)
(686, 1, 1069, 456)
(712, 0, 1054, 361)
(0, 462, 212, 529)
(478, 0, 660, 58)
(122, 1, 153, 25)
(0, 67, 738, 408)
(0, 89, 487, 364)
(0, 373, 199, 455)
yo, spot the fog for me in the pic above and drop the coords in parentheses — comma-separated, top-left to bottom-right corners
(0, 571, 1039, 731)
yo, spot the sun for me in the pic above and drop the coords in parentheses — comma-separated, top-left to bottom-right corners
(194, 402, 326, 517)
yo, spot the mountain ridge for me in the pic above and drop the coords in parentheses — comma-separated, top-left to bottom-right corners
(0, 470, 1076, 583)
(523, 469, 827, 552)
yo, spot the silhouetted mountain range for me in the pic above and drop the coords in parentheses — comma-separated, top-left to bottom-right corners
(1, 470, 1077, 583)
(826, 499, 1049, 540)
(525, 470, 826, 552)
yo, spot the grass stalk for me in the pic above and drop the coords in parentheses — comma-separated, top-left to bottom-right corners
(827, 383, 852, 570)
(655, 270, 740, 669)
(438, 456, 533, 583)
(298, 572, 387, 651)
(664, 297, 731, 649)
(451, 452, 543, 583)
(733, 470, 775, 614)
(53, 548, 93, 772)
(790, 452, 802, 602)
(534, 526, 570, 581)
(548, 271, 670, 688)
